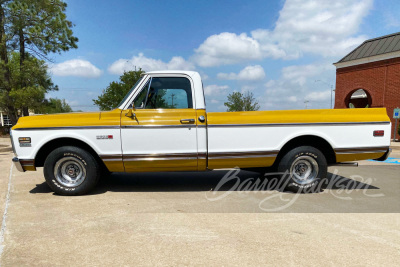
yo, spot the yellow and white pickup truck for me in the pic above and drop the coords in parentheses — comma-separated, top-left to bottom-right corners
(11, 71, 391, 195)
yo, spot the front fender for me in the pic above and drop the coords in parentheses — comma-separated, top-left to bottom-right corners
(11, 128, 122, 160)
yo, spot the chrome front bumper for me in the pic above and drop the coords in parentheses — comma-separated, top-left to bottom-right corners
(12, 157, 25, 172)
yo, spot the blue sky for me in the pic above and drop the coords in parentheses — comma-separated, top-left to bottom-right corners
(47, 0, 400, 112)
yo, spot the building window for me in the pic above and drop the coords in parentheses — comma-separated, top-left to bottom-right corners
(3, 115, 12, 126)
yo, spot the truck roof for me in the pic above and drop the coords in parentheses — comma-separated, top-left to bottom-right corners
(145, 70, 198, 76)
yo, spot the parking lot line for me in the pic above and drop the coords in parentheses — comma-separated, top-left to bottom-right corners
(368, 157, 400, 164)
(0, 163, 13, 257)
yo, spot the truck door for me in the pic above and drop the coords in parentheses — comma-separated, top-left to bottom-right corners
(120, 76, 200, 172)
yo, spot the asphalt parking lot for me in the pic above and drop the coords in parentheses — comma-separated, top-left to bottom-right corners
(0, 138, 399, 266)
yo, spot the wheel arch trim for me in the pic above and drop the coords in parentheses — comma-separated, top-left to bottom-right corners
(34, 135, 103, 167)
(274, 133, 337, 165)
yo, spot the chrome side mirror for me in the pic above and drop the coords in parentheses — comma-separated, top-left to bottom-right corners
(125, 108, 136, 120)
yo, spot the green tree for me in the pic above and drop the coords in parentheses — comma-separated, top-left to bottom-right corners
(145, 89, 173, 109)
(0, 0, 77, 124)
(0, 52, 58, 115)
(224, 91, 260, 112)
(93, 69, 144, 111)
(0, 1, 18, 124)
(8, 0, 78, 116)
(8, 0, 78, 57)
(36, 98, 72, 114)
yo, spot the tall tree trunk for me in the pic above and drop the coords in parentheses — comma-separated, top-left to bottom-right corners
(19, 28, 29, 117)
(22, 107, 29, 116)
(19, 29, 25, 66)
(6, 104, 18, 125)
(0, 4, 18, 125)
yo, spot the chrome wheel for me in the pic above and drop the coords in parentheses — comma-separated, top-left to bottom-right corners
(53, 157, 87, 187)
(289, 155, 319, 185)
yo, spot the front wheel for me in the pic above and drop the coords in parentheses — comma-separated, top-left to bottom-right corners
(44, 146, 100, 195)
(277, 146, 327, 193)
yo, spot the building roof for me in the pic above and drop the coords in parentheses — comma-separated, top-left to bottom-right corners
(337, 32, 400, 63)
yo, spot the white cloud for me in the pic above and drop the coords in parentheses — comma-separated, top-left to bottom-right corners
(204, 84, 229, 96)
(66, 100, 79, 107)
(108, 53, 195, 74)
(217, 65, 266, 81)
(259, 61, 335, 110)
(193, 0, 372, 66)
(305, 91, 331, 102)
(51, 59, 103, 78)
(265, 80, 277, 88)
(252, 0, 373, 58)
(193, 33, 265, 67)
(86, 92, 97, 97)
(282, 63, 333, 86)
(241, 85, 257, 93)
(200, 73, 209, 80)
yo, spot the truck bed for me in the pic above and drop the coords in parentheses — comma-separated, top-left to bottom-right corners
(206, 108, 390, 169)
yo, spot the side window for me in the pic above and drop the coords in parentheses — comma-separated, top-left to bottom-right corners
(151, 88, 190, 109)
(133, 77, 193, 109)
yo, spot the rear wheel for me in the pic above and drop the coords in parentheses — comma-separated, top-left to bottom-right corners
(278, 146, 327, 193)
(44, 146, 100, 195)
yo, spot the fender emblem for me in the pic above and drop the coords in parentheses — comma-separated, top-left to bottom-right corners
(96, 135, 113, 140)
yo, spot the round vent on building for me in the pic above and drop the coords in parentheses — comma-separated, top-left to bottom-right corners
(346, 89, 371, 108)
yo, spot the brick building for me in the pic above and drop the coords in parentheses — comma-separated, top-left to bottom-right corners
(334, 32, 400, 140)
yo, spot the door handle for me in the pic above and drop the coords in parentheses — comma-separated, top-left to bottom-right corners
(180, 119, 195, 124)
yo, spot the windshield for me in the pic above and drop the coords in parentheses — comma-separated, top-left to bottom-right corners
(116, 76, 144, 108)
